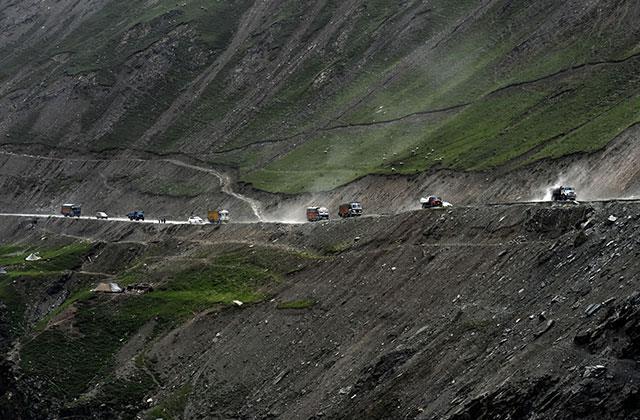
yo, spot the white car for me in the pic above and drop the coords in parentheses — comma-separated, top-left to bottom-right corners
(96, 212, 109, 219)
(188, 216, 205, 225)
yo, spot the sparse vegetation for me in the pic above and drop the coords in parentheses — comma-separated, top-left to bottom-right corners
(146, 384, 193, 420)
(3, 1, 640, 192)
(277, 299, 316, 310)
(0, 242, 93, 273)
(18, 246, 312, 403)
(324, 240, 355, 255)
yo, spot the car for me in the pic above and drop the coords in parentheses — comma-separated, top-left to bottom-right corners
(127, 210, 145, 221)
(188, 216, 205, 225)
(95, 212, 108, 219)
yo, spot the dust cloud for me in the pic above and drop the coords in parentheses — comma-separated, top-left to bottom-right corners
(533, 162, 640, 202)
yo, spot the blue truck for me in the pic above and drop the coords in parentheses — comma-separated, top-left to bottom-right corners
(127, 210, 145, 221)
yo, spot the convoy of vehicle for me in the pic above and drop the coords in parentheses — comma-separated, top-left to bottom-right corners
(551, 186, 577, 201)
(306, 206, 330, 222)
(61, 204, 81, 217)
(127, 210, 145, 221)
(61, 185, 577, 226)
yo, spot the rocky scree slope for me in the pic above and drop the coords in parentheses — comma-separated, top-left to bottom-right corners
(1, 201, 640, 418)
(1, 0, 640, 193)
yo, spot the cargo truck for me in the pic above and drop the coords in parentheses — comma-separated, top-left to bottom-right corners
(306, 206, 329, 222)
(61, 204, 81, 217)
(208, 209, 230, 224)
(551, 186, 577, 201)
(338, 202, 363, 218)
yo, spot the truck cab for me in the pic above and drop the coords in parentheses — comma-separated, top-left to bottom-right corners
(551, 186, 577, 201)
(127, 210, 145, 221)
(338, 202, 363, 218)
(307, 206, 330, 222)
(61, 204, 81, 217)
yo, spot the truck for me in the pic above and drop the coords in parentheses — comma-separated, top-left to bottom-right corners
(127, 210, 145, 221)
(61, 204, 81, 217)
(338, 202, 363, 218)
(551, 186, 577, 201)
(420, 196, 443, 208)
(306, 206, 329, 222)
(207, 209, 230, 224)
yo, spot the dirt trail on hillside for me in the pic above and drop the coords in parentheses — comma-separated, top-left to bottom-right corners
(164, 159, 264, 221)
(0, 150, 264, 221)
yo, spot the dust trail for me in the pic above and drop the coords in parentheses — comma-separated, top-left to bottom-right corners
(164, 159, 264, 222)
(531, 162, 638, 202)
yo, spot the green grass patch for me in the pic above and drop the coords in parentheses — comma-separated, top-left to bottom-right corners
(246, 54, 640, 192)
(35, 288, 93, 331)
(0, 242, 94, 337)
(276, 299, 316, 310)
(19, 248, 310, 401)
(0, 242, 93, 273)
(61, 370, 156, 418)
(146, 384, 192, 420)
(323, 240, 355, 255)
(0, 277, 26, 337)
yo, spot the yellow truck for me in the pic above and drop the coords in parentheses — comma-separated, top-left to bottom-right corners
(207, 209, 230, 224)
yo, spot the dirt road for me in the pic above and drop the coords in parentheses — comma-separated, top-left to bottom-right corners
(2, 200, 639, 419)
(0, 150, 264, 221)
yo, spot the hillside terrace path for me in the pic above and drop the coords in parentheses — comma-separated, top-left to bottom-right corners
(0, 151, 264, 221)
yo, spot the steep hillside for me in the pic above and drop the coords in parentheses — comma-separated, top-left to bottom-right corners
(1, 201, 640, 418)
(2, 0, 639, 193)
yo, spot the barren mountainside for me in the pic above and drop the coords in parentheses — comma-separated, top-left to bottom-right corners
(2, 0, 640, 193)
(3, 2, 640, 420)
(1, 203, 640, 419)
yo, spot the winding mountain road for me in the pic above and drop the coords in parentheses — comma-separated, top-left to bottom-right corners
(0, 151, 264, 222)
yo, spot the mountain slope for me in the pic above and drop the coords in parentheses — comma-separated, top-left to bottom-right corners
(1, 202, 640, 418)
(1, 0, 639, 193)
